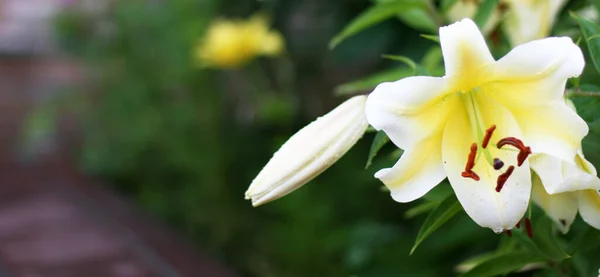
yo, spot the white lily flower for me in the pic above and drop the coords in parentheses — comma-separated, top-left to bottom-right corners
(246, 96, 368, 206)
(532, 154, 600, 232)
(502, 0, 569, 46)
(530, 100, 600, 232)
(365, 18, 586, 233)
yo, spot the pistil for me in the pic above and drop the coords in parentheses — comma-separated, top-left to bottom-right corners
(493, 158, 504, 170)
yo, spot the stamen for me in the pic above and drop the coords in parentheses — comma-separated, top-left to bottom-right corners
(495, 166, 515, 192)
(493, 158, 504, 170)
(482, 125, 496, 149)
(465, 143, 477, 171)
(497, 137, 532, 167)
(462, 143, 480, 181)
(525, 218, 533, 238)
(515, 220, 521, 229)
(461, 171, 480, 181)
(517, 146, 532, 167)
(503, 229, 512, 237)
(497, 137, 527, 151)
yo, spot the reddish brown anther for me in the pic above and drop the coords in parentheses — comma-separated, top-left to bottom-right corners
(497, 137, 532, 167)
(462, 143, 480, 181)
(495, 165, 515, 192)
(525, 218, 533, 238)
(517, 146, 532, 167)
(515, 221, 521, 229)
(497, 137, 527, 151)
(482, 125, 496, 149)
(461, 171, 480, 181)
(504, 229, 512, 237)
(465, 143, 477, 171)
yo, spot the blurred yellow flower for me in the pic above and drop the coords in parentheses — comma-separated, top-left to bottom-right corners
(195, 14, 284, 68)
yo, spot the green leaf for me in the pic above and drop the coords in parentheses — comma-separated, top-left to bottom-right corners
(404, 201, 438, 219)
(365, 131, 390, 169)
(397, 6, 438, 33)
(459, 251, 545, 277)
(567, 225, 596, 254)
(334, 67, 413, 95)
(583, 119, 600, 167)
(410, 193, 462, 254)
(513, 216, 570, 261)
(381, 54, 429, 75)
(440, 0, 459, 12)
(329, 0, 422, 49)
(420, 47, 443, 73)
(473, 0, 498, 30)
(571, 12, 600, 75)
(420, 34, 440, 43)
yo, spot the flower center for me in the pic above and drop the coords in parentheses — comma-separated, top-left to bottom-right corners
(460, 90, 531, 192)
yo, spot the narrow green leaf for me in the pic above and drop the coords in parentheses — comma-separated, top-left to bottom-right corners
(420, 47, 443, 72)
(421, 182, 453, 202)
(410, 193, 462, 254)
(334, 67, 413, 95)
(440, 0, 459, 12)
(473, 0, 498, 30)
(329, 0, 422, 49)
(397, 7, 438, 33)
(571, 12, 600, 74)
(404, 201, 438, 219)
(513, 216, 570, 261)
(381, 54, 429, 75)
(365, 131, 390, 169)
(459, 251, 545, 277)
(567, 225, 596, 254)
(420, 34, 440, 43)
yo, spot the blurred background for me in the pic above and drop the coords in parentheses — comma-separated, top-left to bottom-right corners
(0, 0, 597, 276)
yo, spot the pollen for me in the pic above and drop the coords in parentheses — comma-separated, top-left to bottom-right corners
(482, 125, 496, 149)
(495, 165, 514, 192)
(497, 137, 532, 167)
(462, 143, 480, 181)
(516, 146, 532, 167)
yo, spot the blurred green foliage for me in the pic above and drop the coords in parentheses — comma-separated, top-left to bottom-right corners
(44, 0, 600, 276)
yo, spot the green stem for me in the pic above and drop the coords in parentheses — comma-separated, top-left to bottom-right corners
(565, 89, 600, 97)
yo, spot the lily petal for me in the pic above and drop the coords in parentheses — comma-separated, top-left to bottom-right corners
(486, 37, 586, 161)
(365, 76, 454, 149)
(530, 151, 600, 194)
(439, 18, 494, 81)
(578, 190, 600, 230)
(508, 103, 587, 162)
(531, 174, 578, 233)
(376, 135, 446, 203)
(490, 37, 585, 106)
(246, 96, 368, 206)
(442, 95, 530, 232)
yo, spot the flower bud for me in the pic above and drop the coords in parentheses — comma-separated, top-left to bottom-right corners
(245, 95, 368, 206)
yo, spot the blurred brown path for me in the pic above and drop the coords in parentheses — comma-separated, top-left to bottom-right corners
(0, 57, 235, 277)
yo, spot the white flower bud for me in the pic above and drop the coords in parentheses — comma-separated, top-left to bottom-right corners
(245, 95, 368, 206)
